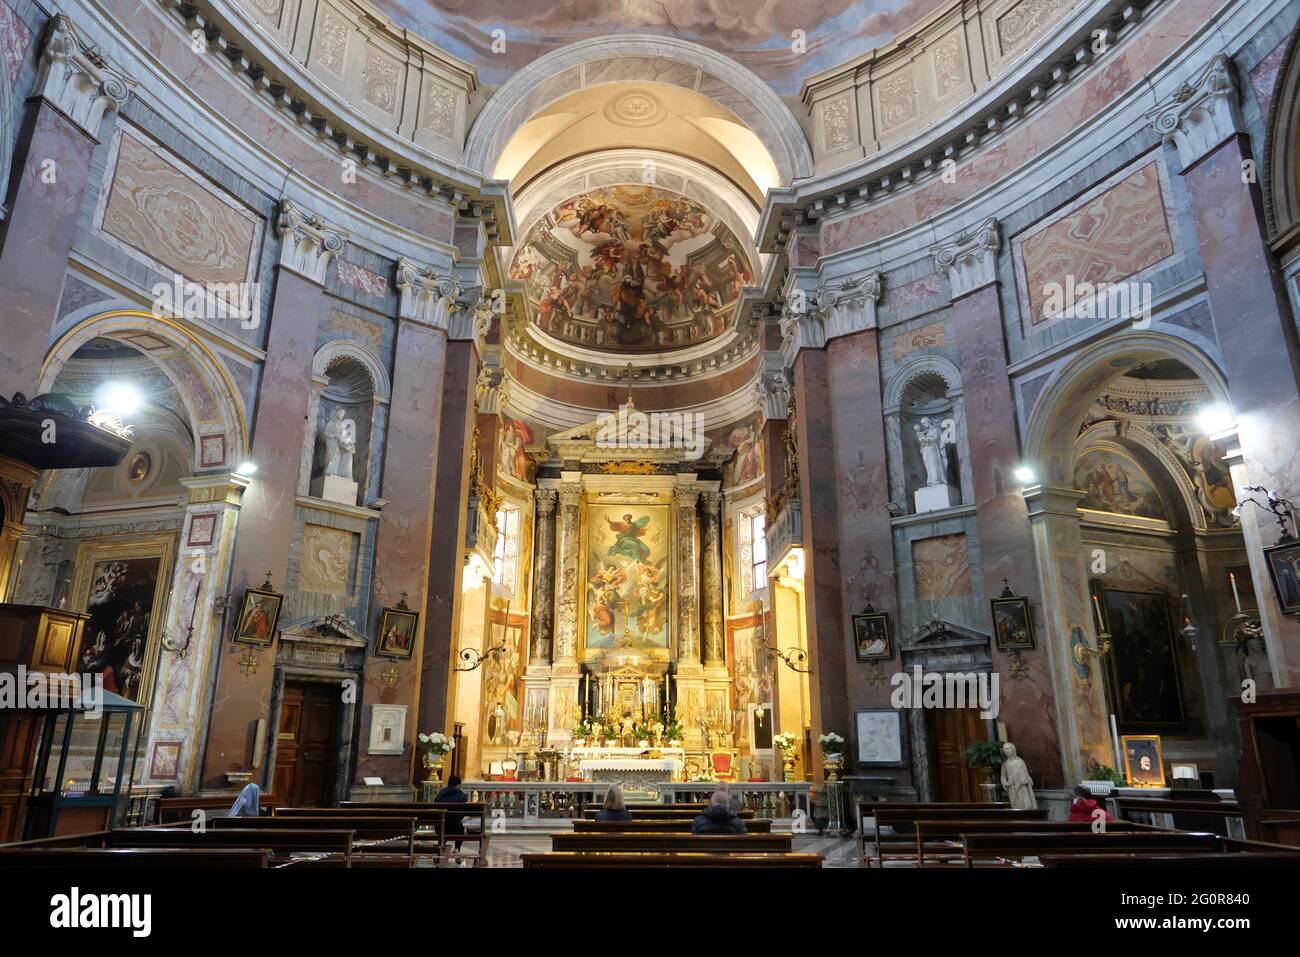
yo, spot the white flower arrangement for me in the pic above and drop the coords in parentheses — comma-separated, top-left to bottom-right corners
(418, 731, 455, 756)
(819, 731, 845, 757)
(772, 732, 797, 754)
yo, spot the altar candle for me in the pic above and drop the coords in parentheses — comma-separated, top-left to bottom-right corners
(1229, 571, 1242, 613)
(1091, 594, 1105, 633)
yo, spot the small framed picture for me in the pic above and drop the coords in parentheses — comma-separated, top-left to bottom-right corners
(1121, 734, 1165, 788)
(852, 610, 894, 661)
(233, 587, 282, 645)
(990, 595, 1036, 651)
(376, 605, 419, 659)
(1263, 539, 1300, 615)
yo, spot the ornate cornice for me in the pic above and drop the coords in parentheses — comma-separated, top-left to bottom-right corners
(930, 217, 1000, 300)
(395, 257, 460, 331)
(36, 15, 135, 139)
(1146, 54, 1243, 172)
(276, 199, 347, 284)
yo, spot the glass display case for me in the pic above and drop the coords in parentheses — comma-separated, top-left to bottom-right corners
(24, 689, 143, 838)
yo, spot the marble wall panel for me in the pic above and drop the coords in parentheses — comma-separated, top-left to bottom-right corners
(912, 533, 973, 600)
(300, 524, 356, 597)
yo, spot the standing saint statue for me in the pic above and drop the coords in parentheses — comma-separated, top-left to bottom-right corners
(913, 416, 949, 488)
(323, 408, 356, 480)
(1000, 742, 1038, 810)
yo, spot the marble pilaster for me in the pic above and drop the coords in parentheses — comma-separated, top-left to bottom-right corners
(700, 488, 725, 667)
(674, 484, 701, 671)
(552, 478, 583, 671)
(529, 488, 558, 668)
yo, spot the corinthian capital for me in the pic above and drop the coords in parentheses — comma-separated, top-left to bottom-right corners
(815, 271, 882, 342)
(1146, 55, 1242, 172)
(276, 200, 347, 284)
(37, 15, 135, 139)
(395, 257, 459, 329)
(930, 217, 1000, 300)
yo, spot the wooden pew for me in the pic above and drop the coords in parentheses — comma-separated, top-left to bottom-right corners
(866, 807, 1048, 865)
(0, 847, 271, 868)
(340, 801, 489, 865)
(572, 818, 774, 833)
(551, 832, 793, 853)
(274, 806, 446, 862)
(580, 806, 757, 820)
(212, 815, 415, 866)
(1259, 809, 1300, 847)
(913, 819, 1159, 866)
(157, 794, 277, 824)
(960, 830, 1222, 866)
(855, 801, 1009, 859)
(1114, 796, 1246, 837)
(1042, 850, 1300, 868)
(105, 827, 353, 867)
(522, 851, 822, 868)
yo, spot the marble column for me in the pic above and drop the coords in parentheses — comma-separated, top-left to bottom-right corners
(0, 16, 133, 396)
(932, 218, 1065, 788)
(552, 479, 583, 670)
(357, 257, 456, 787)
(1149, 55, 1300, 687)
(529, 488, 558, 666)
(674, 484, 701, 669)
(145, 473, 248, 792)
(700, 488, 726, 666)
(1024, 485, 1113, 784)
(201, 200, 346, 790)
(417, 335, 478, 737)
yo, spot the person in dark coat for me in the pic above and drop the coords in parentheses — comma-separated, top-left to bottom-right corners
(692, 790, 747, 834)
(596, 784, 633, 822)
(434, 775, 469, 855)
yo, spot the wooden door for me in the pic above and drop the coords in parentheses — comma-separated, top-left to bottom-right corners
(274, 682, 340, 807)
(927, 706, 989, 802)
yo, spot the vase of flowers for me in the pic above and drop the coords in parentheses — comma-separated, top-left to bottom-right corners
(418, 731, 455, 782)
(773, 731, 798, 781)
(819, 732, 845, 782)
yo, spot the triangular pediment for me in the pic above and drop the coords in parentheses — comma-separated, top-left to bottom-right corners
(278, 613, 369, 647)
(900, 617, 991, 651)
(541, 401, 724, 467)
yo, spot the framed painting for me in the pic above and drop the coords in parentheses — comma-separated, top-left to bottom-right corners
(583, 502, 671, 650)
(233, 587, 283, 646)
(1263, 539, 1300, 615)
(1121, 734, 1165, 788)
(375, 605, 419, 659)
(990, 595, 1036, 651)
(72, 533, 175, 704)
(1102, 588, 1187, 734)
(855, 709, 908, 768)
(852, 610, 894, 661)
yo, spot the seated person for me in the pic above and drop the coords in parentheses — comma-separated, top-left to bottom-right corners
(227, 782, 261, 817)
(434, 775, 470, 854)
(595, 784, 633, 822)
(1067, 785, 1114, 823)
(692, 790, 747, 834)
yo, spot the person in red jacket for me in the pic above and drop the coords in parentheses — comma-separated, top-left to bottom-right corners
(1067, 785, 1114, 823)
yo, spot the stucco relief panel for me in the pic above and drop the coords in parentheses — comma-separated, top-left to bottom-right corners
(912, 533, 974, 601)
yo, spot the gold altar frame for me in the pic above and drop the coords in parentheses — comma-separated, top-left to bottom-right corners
(71, 532, 176, 711)
(579, 495, 678, 658)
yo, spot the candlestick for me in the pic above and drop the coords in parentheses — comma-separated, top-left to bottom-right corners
(1091, 594, 1106, 634)
(1229, 571, 1242, 614)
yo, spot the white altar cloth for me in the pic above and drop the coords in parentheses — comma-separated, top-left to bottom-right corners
(572, 746, 685, 777)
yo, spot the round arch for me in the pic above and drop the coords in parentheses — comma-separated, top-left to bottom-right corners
(312, 339, 391, 402)
(39, 309, 249, 471)
(1023, 331, 1231, 488)
(1264, 23, 1300, 242)
(465, 34, 814, 187)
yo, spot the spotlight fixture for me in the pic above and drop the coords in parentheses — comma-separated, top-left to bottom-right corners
(95, 381, 142, 417)
(1013, 465, 1037, 485)
(234, 461, 258, 477)
(1195, 403, 1234, 436)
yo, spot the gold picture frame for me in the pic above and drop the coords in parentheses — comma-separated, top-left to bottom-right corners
(233, 587, 283, 646)
(1121, 733, 1166, 788)
(71, 532, 176, 708)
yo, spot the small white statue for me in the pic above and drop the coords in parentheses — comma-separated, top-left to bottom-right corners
(913, 416, 949, 488)
(1000, 742, 1038, 810)
(323, 408, 356, 479)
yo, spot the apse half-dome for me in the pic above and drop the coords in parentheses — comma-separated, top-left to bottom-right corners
(509, 185, 753, 353)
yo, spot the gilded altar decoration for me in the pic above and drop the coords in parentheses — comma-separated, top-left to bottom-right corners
(418, 730, 455, 782)
(584, 503, 670, 649)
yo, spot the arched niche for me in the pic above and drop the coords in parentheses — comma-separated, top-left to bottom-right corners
(302, 344, 388, 506)
(1264, 24, 1300, 245)
(883, 356, 972, 513)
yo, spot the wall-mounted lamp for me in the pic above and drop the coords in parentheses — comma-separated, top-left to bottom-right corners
(1194, 403, 1235, 437)
(234, 461, 258, 477)
(1013, 465, 1037, 485)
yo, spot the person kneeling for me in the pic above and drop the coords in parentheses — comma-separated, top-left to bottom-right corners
(692, 790, 747, 834)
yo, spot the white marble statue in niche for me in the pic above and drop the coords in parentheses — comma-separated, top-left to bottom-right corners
(911, 415, 960, 514)
(323, 408, 356, 480)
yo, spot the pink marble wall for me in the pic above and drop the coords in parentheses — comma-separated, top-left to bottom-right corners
(1185, 135, 1300, 687)
(417, 340, 478, 737)
(952, 283, 1064, 786)
(0, 103, 95, 396)
(826, 330, 899, 719)
(356, 320, 449, 784)
(0, 1, 30, 88)
(200, 268, 322, 789)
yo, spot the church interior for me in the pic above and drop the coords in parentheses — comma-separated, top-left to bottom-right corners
(2, 0, 1300, 914)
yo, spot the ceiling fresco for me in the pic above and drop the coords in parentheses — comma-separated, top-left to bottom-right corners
(510, 185, 752, 353)
(368, 0, 946, 94)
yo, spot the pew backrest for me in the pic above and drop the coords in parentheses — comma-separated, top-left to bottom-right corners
(550, 832, 792, 853)
(572, 818, 774, 833)
(0, 847, 271, 868)
(961, 830, 1221, 866)
(521, 851, 822, 868)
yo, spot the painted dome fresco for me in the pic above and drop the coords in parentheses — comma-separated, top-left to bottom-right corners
(510, 186, 752, 353)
